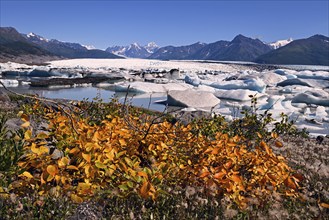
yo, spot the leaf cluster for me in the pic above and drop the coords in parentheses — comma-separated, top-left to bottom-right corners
(2, 100, 303, 209)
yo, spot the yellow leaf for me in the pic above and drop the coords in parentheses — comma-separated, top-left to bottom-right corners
(214, 172, 226, 180)
(47, 174, 54, 182)
(20, 171, 33, 179)
(231, 174, 242, 183)
(199, 171, 210, 178)
(82, 153, 91, 163)
(260, 141, 271, 155)
(47, 165, 58, 176)
(256, 132, 262, 138)
(55, 175, 61, 183)
(95, 161, 106, 169)
(30, 144, 48, 155)
(119, 139, 127, 146)
(67, 165, 79, 171)
(37, 132, 49, 139)
(284, 177, 297, 190)
(71, 194, 83, 203)
(20, 113, 29, 122)
(271, 132, 278, 139)
(320, 202, 329, 209)
(58, 157, 69, 168)
(24, 130, 32, 140)
(140, 181, 151, 198)
(41, 173, 46, 184)
(21, 121, 30, 128)
(61, 176, 66, 185)
(69, 147, 80, 154)
(275, 141, 283, 148)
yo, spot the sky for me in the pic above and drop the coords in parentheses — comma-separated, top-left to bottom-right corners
(0, 0, 328, 49)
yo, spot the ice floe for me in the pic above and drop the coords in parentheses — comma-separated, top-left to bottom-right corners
(1, 59, 329, 136)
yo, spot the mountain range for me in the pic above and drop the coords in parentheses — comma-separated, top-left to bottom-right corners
(106, 42, 159, 58)
(0, 26, 328, 65)
(23, 32, 121, 59)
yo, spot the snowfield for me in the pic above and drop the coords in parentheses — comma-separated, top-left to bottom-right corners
(1, 58, 329, 136)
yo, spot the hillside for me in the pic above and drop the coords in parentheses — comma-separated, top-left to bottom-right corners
(255, 35, 329, 66)
(0, 27, 59, 63)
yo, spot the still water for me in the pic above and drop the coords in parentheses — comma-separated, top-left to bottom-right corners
(1, 84, 167, 112)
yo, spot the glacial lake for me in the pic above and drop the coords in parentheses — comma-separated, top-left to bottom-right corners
(1, 84, 169, 112)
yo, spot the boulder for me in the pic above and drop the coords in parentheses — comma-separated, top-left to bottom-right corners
(167, 89, 220, 108)
(0, 90, 10, 102)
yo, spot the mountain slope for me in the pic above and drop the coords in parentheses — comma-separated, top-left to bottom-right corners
(186, 40, 229, 60)
(148, 42, 206, 60)
(256, 35, 329, 66)
(0, 27, 58, 63)
(24, 32, 121, 59)
(208, 35, 273, 61)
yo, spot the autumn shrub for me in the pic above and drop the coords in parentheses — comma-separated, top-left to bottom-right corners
(0, 99, 305, 211)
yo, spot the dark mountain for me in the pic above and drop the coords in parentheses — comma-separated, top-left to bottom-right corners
(186, 40, 229, 60)
(0, 27, 58, 63)
(148, 42, 206, 60)
(206, 35, 273, 61)
(148, 35, 272, 61)
(106, 42, 158, 58)
(24, 33, 121, 59)
(255, 35, 329, 66)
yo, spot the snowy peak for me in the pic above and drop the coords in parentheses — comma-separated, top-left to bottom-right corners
(145, 42, 159, 53)
(82, 45, 96, 50)
(269, 38, 293, 49)
(26, 32, 49, 42)
(106, 42, 159, 58)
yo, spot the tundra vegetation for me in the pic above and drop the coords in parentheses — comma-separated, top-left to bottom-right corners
(0, 94, 328, 219)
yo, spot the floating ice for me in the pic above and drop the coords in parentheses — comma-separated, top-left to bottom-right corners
(167, 89, 220, 108)
(277, 78, 329, 89)
(292, 90, 329, 107)
(207, 78, 266, 93)
(214, 89, 261, 101)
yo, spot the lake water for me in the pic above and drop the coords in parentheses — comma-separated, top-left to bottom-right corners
(1, 84, 168, 112)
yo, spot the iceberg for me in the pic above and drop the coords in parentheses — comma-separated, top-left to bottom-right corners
(207, 78, 266, 93)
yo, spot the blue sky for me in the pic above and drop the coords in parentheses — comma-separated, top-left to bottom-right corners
(1, 0, 328, 49)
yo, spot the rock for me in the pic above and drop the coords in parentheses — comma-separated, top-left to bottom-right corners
(167, 89, 220, 108)
(4, 118, 21, 131)
(0, 90, 10, 102)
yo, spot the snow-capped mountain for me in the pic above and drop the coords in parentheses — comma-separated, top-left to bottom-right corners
(268, 38, 293, 49)
(144, 42, 159, 53)
(23, 32, 121, 59)
(82, 45, 96, 50)
(106, 42, 159, 58)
